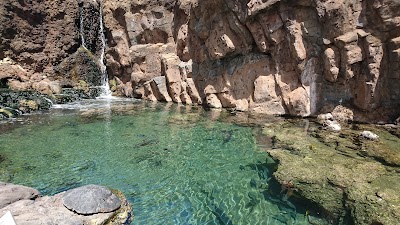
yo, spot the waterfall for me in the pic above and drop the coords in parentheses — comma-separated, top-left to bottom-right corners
(79, 0, 112, 98)
(97, 0, 112, 97)
(79, 4, 87, 50)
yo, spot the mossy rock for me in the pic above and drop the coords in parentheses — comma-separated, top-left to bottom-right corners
(259, 120, 400, 224)
(54, 46, 102, 87)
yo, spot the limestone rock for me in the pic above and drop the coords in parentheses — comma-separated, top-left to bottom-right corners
(186, 78, 202, 104)
(162, 53, 182, 103)
(331, 105, 354, 122)
(62, 185, 121, 215)
(324, 120, 342, 132)
(0, 58, 29, 82)
(323, 47, 340, 82)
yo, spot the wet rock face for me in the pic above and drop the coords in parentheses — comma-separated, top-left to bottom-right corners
(0, 0, 106, 98)
(55, 47, 103, 87)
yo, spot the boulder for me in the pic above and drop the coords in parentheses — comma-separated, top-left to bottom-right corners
(0, 183, 132, 225)
(62, 185, 121, 215)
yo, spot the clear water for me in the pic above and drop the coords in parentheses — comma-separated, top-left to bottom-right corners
(0, 100, 314, 225)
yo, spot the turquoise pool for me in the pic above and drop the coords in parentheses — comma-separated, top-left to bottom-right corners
(0, 99, 317, 225)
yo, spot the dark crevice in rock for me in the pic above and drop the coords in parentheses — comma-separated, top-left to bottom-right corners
(137, 28, 169, 44)
(0, 78, 9, 88)
(111, 7, 130, 48)
(13, 8, 46, 27)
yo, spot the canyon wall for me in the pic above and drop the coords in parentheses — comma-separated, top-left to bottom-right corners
(182, 0, 400, 122)
(1, 0, 400, 122)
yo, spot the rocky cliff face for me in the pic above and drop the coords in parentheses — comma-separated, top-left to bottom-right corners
(1, 0, 400, 122)
(180, 0, 400, 122)
(0, 0, 106, 96)
(102, 0, 400, 122)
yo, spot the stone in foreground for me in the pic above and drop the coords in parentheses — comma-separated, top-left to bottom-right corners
(0, 183, 132, 225)
(63, 185, 121, 215)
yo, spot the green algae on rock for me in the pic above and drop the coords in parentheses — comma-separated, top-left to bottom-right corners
(259, 120, 400, 224)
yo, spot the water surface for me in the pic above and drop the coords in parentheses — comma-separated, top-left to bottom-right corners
(0, 99, 315, 225)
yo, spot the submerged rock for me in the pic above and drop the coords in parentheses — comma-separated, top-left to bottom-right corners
(317, 113, 341, 132)
(260, 120, 400, 224)
(360, 131, 379, 140)
(63, 185, 121, 215)
(324, 120, 341, 132)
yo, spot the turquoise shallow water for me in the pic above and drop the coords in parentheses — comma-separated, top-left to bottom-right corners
(0, 100, 315, 225)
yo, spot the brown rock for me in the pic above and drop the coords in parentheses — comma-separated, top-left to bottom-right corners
(150, 76, 173, 102)
(331, 105, 354, 122)
(283, 87, 310, 117)
(323, 47, 340, 82)
(186, 78, 202, 104)
(7, 79, 32, 91)
(162, 53, 182, 103)
(143, 82, 157, 102)
(206, 94, 222, 109)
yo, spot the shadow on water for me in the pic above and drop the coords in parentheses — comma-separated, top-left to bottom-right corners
(244, 159, 334, 224)
(200, 188, 234, 225)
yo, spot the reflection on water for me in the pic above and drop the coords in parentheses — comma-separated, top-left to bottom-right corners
(0, 99, 320, 225)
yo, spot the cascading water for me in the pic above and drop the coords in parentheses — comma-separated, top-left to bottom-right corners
(79, 0, 112, 98)
(79, 5, 86, 49)
(97, 0, 112, 98)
